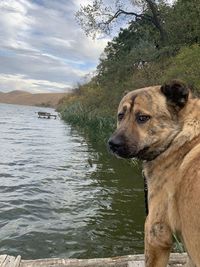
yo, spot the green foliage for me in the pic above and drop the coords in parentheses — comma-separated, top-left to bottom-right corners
(60, 0, 200, 141)
(97, 22, 157, 85)
(61, 101, 115, 142)
(58, 81, 116, 142)
(163, 45, 200, 92)
(165, 0, 200, 46)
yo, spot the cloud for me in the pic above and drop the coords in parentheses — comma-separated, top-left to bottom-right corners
(0, 0, 109, 93)
(0, 73, 70, 93)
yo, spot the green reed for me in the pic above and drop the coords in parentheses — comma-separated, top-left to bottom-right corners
(60, 102, 115, 141)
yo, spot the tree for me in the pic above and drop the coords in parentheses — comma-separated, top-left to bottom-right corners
(76, 0, 169, 44)
(96, 19, 157, 87)
(165, 0, 200, 46)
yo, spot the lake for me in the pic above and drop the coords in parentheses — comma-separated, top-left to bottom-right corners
(0, 103, 145, 260)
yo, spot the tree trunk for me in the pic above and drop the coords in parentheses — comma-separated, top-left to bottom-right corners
(146, 0, 168, 44)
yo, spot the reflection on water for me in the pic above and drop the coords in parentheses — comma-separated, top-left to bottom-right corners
(0, 103, 144, 259)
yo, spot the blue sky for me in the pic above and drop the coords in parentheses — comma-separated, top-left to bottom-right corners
(0, 0, 109, 93)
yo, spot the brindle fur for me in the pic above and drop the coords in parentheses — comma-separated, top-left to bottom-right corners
(109, 80, 200, 267)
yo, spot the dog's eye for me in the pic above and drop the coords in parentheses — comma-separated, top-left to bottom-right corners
(118, 112, 124, 121)
(136, 114, 151, 124)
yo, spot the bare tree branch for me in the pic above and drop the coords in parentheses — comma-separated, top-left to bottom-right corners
(105, 9, 153, 24)
(76, 0, 168, 43)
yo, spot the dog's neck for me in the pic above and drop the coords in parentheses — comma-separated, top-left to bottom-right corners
(144, 97, 200, 181)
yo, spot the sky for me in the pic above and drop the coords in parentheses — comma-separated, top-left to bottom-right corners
(0, 0, 175, 93)
(0, 0, 109, 93)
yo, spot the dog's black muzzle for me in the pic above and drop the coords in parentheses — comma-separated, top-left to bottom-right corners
(108, 134, 132, 158)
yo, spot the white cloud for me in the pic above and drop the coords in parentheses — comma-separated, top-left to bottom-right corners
(0, 0, 177, 93)
(0, 0, 109, 93)
(0, 73, 71, 93)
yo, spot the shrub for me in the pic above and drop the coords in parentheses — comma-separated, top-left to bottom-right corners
(163, 45, 200, 93)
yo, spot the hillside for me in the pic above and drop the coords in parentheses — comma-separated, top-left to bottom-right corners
(0, 90, 67, 108)
(59, 0, 200, 140)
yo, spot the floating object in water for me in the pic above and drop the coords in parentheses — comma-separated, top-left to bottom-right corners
(37, 111, 57, 119)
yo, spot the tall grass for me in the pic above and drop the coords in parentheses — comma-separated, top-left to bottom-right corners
(60, 102, 115, 142)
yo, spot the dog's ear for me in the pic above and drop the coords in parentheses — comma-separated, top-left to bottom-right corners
(160, 80, 189, 109)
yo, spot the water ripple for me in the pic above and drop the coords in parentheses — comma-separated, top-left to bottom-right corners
(0, 104, 144, 260)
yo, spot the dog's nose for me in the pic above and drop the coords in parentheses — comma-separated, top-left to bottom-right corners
(108, 135, 124, 152)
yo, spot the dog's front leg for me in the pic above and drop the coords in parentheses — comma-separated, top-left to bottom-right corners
(145, 218, 173, 267)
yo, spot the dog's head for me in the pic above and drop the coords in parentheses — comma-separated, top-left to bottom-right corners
(108, 80, 190, 161)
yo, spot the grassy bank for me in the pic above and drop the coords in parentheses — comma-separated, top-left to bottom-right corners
(59, 0, 200, 139)
(60, 101, 115, 142)
(59, 45, 200, 140)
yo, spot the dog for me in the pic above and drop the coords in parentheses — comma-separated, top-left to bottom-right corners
(108, 80, 200, 267)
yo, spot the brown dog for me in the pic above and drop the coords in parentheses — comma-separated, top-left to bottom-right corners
(108, 80, 200, 267)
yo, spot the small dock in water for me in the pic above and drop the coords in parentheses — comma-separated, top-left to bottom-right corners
(37, 111, 57, 119)
(0, 253, 188, 267)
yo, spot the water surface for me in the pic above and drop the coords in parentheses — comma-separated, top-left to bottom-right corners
(0, 103, 144, 259)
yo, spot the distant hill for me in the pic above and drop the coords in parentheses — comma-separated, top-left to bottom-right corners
(6, 90, 32, 96)
(0, 90, 68, 108)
